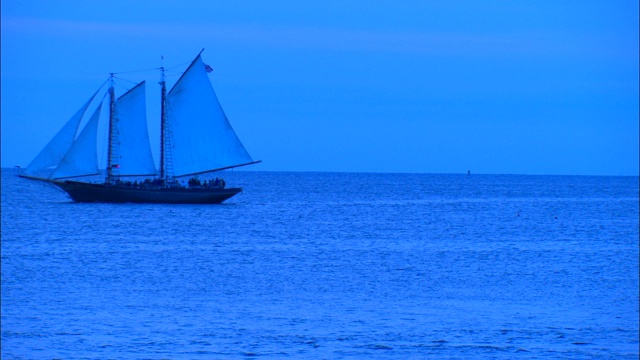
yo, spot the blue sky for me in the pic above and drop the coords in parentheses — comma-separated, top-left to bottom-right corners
(1, 1, 638, 175)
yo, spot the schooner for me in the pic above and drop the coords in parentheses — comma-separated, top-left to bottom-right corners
(19, 50, 261, 204)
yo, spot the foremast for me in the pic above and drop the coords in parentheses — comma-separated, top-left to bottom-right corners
(106, 73, 119, 184)
(159, 65, 175, 184)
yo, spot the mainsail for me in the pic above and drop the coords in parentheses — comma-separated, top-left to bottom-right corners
(24, 90, 99, 176)
(166, 55, 254, 177)
(51, 102, 103, 179)
(112, 81, 157, 176)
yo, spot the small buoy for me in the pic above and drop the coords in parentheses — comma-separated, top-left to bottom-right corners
(467, 170, 471, 176)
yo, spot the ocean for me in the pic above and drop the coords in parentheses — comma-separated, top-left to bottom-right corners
(1, 169, 638, 359)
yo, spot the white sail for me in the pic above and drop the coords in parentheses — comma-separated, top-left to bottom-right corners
(24, 91, 98, 175)
(166, 55, 253, 177)
(113, 81, 157, 176)
(51, 102, 103, 179)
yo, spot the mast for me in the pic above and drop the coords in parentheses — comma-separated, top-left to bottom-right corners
(159, 64, 175, 183)
(159, 66, 166, 180)
(106, 73, 117, 184)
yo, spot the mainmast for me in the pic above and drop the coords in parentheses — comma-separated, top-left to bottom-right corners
(106, 73, 118, 184)
(159, 66, 166, 180)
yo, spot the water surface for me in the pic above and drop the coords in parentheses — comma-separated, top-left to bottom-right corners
(2, 169, 638, 358)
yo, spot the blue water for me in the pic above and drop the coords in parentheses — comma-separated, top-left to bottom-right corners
(2, 169, 638, 359)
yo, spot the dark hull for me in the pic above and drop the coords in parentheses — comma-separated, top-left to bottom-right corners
(52, 180, 242, 204)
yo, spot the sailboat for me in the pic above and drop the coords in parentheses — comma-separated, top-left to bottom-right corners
(19, 50, 261, 204)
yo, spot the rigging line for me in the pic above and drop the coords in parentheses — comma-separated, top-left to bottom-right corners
(111, 58, 192, 75)
(111, 77, 139, 95)
(165, 60, 191, 72)
(112, 66, 162, 75)
(163, 69, 185, 77)
(99, 89, 110, 102)
(81, 78, 110, 108)
(113, 76, 139, 86)
(81, 77, 110, 105)
(96, 77, 110, 93)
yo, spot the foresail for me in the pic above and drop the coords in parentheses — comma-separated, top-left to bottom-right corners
(166, 55, 253, 177)
(24, 90, 99, 175)
(114, 81, 157, 176)
(51, 102, 103, 179)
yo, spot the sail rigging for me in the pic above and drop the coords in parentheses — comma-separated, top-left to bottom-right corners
(112, 81, 157, 176)
(24, 89, 100, 176)
(51, 102, 103, 180)
(165, 55, 254, 178)
(21, 50, 260, 205)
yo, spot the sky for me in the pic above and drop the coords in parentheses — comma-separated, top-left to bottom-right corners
(1, 0, 638, 176)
